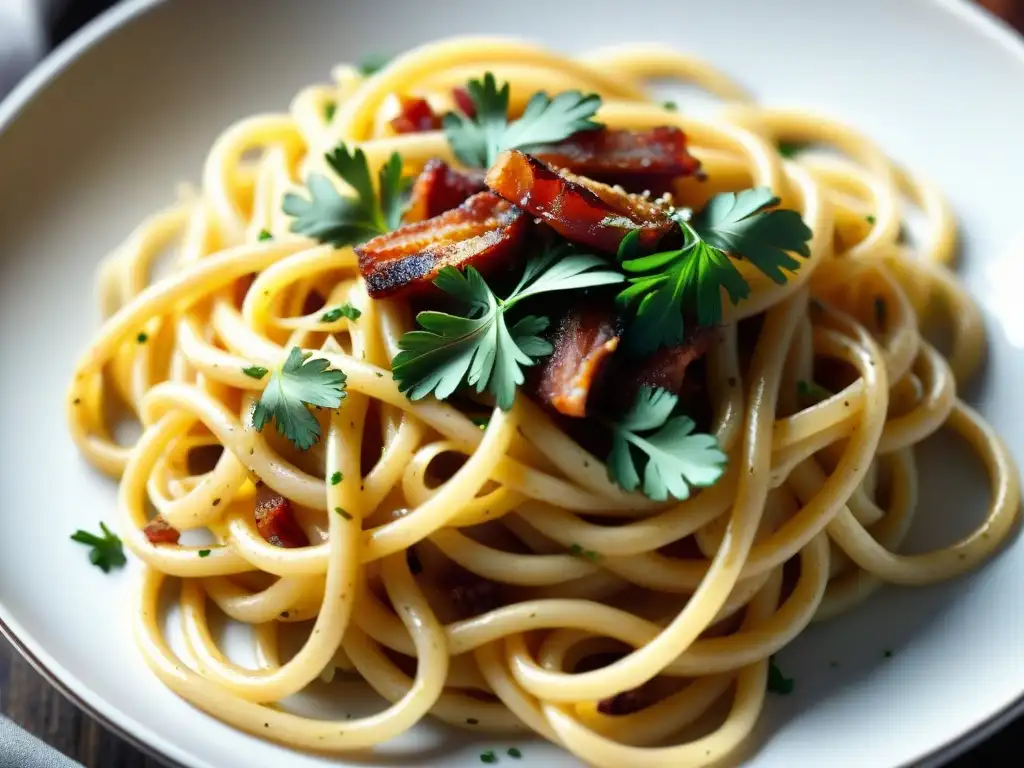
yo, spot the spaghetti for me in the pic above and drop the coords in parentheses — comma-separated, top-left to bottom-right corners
(66, 36, 1020, 768)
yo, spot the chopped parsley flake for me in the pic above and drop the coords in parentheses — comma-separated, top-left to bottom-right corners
(320, 303, 362, 323)
(777, 142, 804, 158)
(330, 471, 343, 485)
(767, 657, 794, 694)
(569, 543, 598, 562)
(797, 380, 831, 404)
(242, 365, 269, 380)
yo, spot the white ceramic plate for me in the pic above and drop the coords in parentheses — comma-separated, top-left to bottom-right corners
(2, 0, 1023, 766)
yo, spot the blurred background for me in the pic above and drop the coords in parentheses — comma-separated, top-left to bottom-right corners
(0, 0, 1021, 766)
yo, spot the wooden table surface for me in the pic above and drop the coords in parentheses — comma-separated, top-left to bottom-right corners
(3, 1, 1023, 766)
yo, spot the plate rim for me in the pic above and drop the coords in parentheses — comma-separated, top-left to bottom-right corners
(0, 0, 1022, 766)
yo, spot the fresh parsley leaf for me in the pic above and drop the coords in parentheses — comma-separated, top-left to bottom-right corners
(136, 332, 148, 344)
(569, 543, 598, 561)
(605, 386, 727, 501)
(618, 234, 749, 356)
(357, 52, 390, 76)
(778, 142, 804, 158)
(392, 244, 622, 410)
(480, 751, 498, 765)
(767, 657, 795, 694)
(251, 346, 347, 450)
(198, 549, 211, 558)
(330, 471, 343, 485)
(866, 214, 876, 225)
(71, 523, 126, 573)
(617, 188, 812, 355)
(242, 365, 268, 380)
(320, 303, 362, 323)
(662, 100, 678, 111)
(508, 747, 522, 759)
(283, 144, 405, 247)
(443, 72, 602, 167)
(323, 101, 337, 122)
(797, 380, 831, 404)
(693, 187, 813, 284)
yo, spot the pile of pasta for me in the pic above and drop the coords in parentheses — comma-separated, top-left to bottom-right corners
(67, 37, 1019, 768)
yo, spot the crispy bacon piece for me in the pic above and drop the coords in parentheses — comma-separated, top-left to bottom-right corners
(532, 127, 702, 195)
(404, 159, 487, 223)
(537, 304, 620, 418)
(143, 515, 180, 545)
(597, 326, 718, 415)
(254, 484, 309, 549)
(356, 191, 527, 298)
(486, 150, 677, 254)
(452, 86, 476, 117)
(630, 326, 718, 395)
(390, 97, 442, 134)
(535, 306, 716, 418)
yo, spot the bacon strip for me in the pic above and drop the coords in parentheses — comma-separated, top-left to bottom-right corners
(404, 159, 487, 223)
(535, 304, 716, 418)
(255, 484, 309, 548)
(536, 304, 619, 418)
(356, 191, 527, 298)
(143, 515, 180, 545)
(452, 86, 476, 117)
(532, 127, 701, 195)
(486, 150, 676, 254)
(629, 326, 718, 395)
(390, 97, 442, 134)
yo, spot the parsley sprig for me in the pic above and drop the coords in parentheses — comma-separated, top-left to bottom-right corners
(71, 523, 126, 573)
(251, 347, 347, 450)
(392, 245, 622, 410)
(617, 187, 812, 355)
(444, 73, 602, 167)
(606, 386, 726, 501)
(283, 144, 406, 247)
